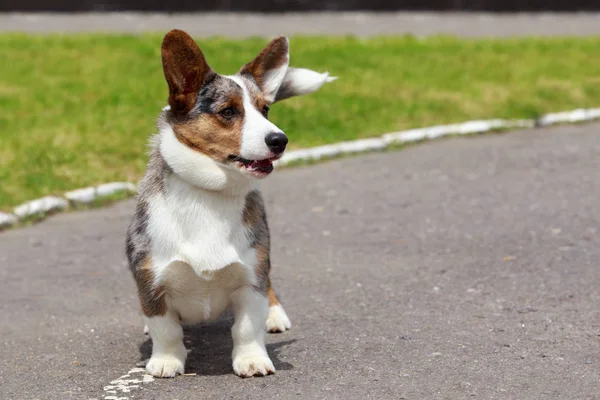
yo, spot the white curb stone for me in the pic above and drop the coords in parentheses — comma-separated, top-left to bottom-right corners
(382, 119, 535, 145)
(13, 196, 69, 219)
(0, 212, 17, 228)
(96, 182, 137, 198)
(64, 186, 96, 204)
(537, 108, 600, 126)
(3, 107, 600, 230)
(65, 182, 137, 205)
(503, 119, 537, 129)
(337, 137, 387, 153)
(277, 138, 386, 166)
(275, 108, 599, 169)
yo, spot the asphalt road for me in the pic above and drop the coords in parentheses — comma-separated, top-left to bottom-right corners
(1, 123, 599, 399)
(2, 12, 600, 37)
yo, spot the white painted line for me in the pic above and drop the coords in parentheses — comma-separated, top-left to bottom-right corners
(102, 366, 154, 400)
(13, 196, 69, 219)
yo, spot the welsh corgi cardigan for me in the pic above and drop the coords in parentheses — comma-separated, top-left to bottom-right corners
(126, 29, 334, 379)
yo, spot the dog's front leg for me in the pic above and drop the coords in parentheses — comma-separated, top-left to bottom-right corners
(145, 311, 187, 378)
(230, 286, 275, 377)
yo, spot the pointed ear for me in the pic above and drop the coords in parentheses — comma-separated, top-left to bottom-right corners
(240, 36, 290, 102)
(161, 29, 214, 115)
(274, 67, 337, 103)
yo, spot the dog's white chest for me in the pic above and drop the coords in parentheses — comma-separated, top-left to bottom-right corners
(147, 175, 257, 279)
(161, 261, 250, 324)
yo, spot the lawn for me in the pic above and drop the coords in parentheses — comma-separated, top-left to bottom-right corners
(1, 34, 600, 210)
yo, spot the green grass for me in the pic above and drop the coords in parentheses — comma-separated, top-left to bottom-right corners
(2, 34, 600, 210)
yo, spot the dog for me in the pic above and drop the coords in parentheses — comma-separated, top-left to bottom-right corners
(125, 29, 334, 378)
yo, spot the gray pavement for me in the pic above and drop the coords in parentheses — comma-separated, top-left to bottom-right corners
(1, 123, 600, 399)
(2, 12, 600, 37)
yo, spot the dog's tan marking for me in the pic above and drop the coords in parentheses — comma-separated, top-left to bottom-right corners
(267, 284, 280, 307)
(134, 259, 166, 317)
(172, 112, 244, 163)
(254, 243, 270, 293)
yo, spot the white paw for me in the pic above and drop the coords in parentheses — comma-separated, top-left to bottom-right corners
(233, 349, 275, 378)
(266, 304, 292, 333)
(146, 348, 186, 378)
(143, 324, 149, 335)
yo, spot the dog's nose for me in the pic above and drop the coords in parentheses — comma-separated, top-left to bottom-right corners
(265, 132, 288, 153)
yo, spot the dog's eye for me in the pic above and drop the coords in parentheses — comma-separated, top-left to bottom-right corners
(262, 105, 270, 118)
(219, 107, 235, 119)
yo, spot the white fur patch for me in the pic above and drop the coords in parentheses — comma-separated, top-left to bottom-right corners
(162, 262, 254, 325)
(159, 122, 239, 192)
(146, 176, 257, 277)
(227, 75, 284, 161)
(261, 55, 289, 102)
(144, 313, 187, 378)
(276, 68, 337, 102)
(148, 122, 261, 281)
(266, 304, 292, 333)
(232, 347, 275, 378)
(231, 287, 274, 377)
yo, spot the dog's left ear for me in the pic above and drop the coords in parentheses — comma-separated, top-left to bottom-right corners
(162, 29, 214, 115)
(240, 36, 290, 102)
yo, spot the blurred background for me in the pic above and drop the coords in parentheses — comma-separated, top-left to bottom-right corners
(2, 0, 600, 12)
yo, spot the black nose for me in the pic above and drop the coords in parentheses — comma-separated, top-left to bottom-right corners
(265, 132, 288, 153)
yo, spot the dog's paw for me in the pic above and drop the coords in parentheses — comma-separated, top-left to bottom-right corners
(233, 350, 275, 378)
(266, 304, 291, 333)
(146, 354, 185, 378)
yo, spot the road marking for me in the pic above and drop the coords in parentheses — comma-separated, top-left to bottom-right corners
(103, 367, 154, 400)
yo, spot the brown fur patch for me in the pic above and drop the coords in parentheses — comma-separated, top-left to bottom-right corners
(240, 36, 289, 95)
(161, 29, 215, 115)
(167, 74, 248, 162)
(267, 284, 280, 307)
(134, 259, 167, 317)
(254, 242, 270, 288)
(172, 110, 243, 163)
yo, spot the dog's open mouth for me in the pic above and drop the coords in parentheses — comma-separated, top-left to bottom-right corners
(228, 155, 280, 176)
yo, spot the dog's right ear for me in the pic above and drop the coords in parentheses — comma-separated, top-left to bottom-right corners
(161, 30, 214, 115)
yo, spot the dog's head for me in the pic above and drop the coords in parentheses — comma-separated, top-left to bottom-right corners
(159, 29, 335, 181)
